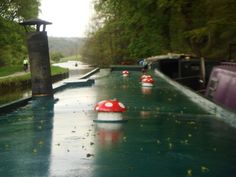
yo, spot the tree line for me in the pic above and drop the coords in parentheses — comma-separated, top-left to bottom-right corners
(0, 0, 84, 67)
(49, 37, 85, 62)
(80, 0, 236, 66)
(0, 0, 40, 67)
(1, 0, 236, 67)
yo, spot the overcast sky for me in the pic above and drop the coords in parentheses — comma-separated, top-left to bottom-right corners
(39, 0, 94, 37)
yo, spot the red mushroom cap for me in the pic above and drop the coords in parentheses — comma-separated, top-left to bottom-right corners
(95, 99, 126, 112)
(122, 70, 129, 74)
(140, 74, 152, 81)
(142, 77, 154, 84)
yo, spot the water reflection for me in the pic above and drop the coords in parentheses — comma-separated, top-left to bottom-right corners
(96, 123, 123, 148)
(141, 87, 152, 94)
(0, 65, 93, 106)
(69, 68, 92, 78)
(49, 87, 97, 177)
(121, 76, 129, 89)
(0, 96, 54, 177)
(0, 89, 31, 105)
(30, 97, 54, 177)
(140, 110, 151, 118)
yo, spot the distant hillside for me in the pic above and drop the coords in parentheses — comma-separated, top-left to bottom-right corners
(48, 37, 86, 57)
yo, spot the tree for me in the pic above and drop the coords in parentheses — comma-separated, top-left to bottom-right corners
(0, 0, 40, 21)
(81, 0, 236, 66)
(0, 0, 40, 66)
(50, 52, 64, 63)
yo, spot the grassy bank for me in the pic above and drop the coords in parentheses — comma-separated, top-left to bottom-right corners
(0, 66, 68, 86)
(0, 65, 23, 77)
(0, 66, 69, 105)
(60, 55, 81, 62)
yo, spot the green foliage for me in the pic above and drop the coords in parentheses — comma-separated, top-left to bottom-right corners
(0, 0, 40, 67)
(0, 73, 31, 86)
(0, 65, 22, 77)
(0, 66, 68, 85)
(51, 66, 69, 75)
(81, 0, 236, 65)
(60, 55, 82, 62)
(50, 52, 64, 63)
(48, 37, 85, 57)
(0, 17, 27, 66)
(0, 0, 39, 21)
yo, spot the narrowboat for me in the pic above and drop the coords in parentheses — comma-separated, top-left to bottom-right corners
(148, 53, 220, 92)
(148, 53, 236, 113)
(205, 62, 236, 112)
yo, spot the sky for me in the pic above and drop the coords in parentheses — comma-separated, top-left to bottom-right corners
(39, 0, 94, 37)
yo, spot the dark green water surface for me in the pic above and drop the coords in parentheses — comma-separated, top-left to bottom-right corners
(0, 69, 236, 177)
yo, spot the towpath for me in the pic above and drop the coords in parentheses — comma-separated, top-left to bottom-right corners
(0, 72, 28, 80)
(0, 61, 91, 80)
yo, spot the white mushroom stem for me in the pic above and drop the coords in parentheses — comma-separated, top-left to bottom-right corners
(142, 82, 153, 87)
(97, 112, 123, 121)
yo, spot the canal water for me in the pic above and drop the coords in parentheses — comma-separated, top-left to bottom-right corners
(0, 61, 93, 106)
(0, 69, 236, 177)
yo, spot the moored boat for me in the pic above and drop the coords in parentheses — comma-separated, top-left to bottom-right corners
(205, 62, 236, 112)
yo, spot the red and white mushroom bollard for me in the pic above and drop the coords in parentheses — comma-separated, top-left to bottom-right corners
(94, 99, 126, 122)
(141, 77, 154, 87)
(122, 70, 129, 77)
(140, 74, 152, 81)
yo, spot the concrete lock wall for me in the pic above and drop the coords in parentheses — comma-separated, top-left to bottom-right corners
(27, 31, 53, 97)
